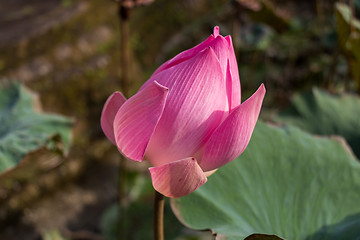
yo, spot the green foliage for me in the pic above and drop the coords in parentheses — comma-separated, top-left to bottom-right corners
(171, 122, 360, 240)
(248, 0, 290, 33)
(335, 3, 360, 49)
(100, 200, 203, 240)
(42, 230, 68, 240)
(0, 81, 73, 173)
(100, 171, 212, 240)
(335, 3, 360, 91)
(240, 24, 274, 51)
(276, 88, 360, 158)
(238, 16, 337, 96)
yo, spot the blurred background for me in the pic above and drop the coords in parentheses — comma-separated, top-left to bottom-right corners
(0, 0, 359, 239)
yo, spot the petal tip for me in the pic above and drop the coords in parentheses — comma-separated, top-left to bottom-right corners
(213, 26, 220, 37)
(260, 83, 266, 91)
(224, 35, 233, 47)
(200, 84, 266, 171)
(258, 83, 266, 96)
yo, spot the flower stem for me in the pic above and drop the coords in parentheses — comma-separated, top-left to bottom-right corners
(153, 190, 164, 240)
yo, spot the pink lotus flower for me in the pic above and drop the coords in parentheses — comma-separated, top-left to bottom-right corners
(101, 26, 265, 198)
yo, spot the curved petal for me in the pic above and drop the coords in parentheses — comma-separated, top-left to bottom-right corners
(149, 157, 207, 198)
(114, 81, 168, 162)
(100, 91, 126, 145)
(200, 84, 266, 172)
(151, 34, 216, 77)
(145, 47, 229, 167)
(225, 35, 241, 110)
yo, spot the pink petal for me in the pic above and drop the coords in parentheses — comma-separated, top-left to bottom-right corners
(199, 84, 266, 172)
(208, 35, 230, 79)
(149, 157, 207, 198)
(213, 26, 220, 37)
(114, 81, 168, 162)
(225, 35, 241, 110)
(150, 34, 216, 77)
(100, 91, 127, 145)
(145, 47, 229, 167)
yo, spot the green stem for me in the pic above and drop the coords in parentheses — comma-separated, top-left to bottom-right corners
(118, 155, 126, 240)
(153, 190, 164, 240)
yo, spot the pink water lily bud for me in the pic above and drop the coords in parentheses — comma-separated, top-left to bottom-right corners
(101, 26, 266, 198)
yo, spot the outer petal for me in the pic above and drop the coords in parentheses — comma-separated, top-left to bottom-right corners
(100, 91, 126, 145)
(199, 84, 266, 172)
(151, 34, 216, 76)
(114, 81, 168, 162)
(225, 35, 241, 110)
(145, 48, 229, 167)
(149, 157, 207, 198)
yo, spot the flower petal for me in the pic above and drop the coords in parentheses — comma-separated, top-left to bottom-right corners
(213, 26, 220, 37)
(208, 35, 230, 79)
(145, 47, 229, 167)
(114, 81, 168, 161)
(151, 34, 216, 77)
(225, 35, 241, 110)
(149, 157, 207, 198)
(200, 84, 266, 172)
(100, 91, 126, 145)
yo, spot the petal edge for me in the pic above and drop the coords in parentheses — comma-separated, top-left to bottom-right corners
(225, 35, 241, 110)
(114, 81, 168, 161)
(149, 157, 207, 198)
(200, 84, 266, 171)
(100, 91, 127, 145)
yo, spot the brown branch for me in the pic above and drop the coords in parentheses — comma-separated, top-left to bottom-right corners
(118, 3, 130, 97)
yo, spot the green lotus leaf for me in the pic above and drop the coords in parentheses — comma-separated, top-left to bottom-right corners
(171, 122, 360, 240)
(335, 2, 360, 91)
(276, 88, 360, 158)
(0, 81, 73, 174)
